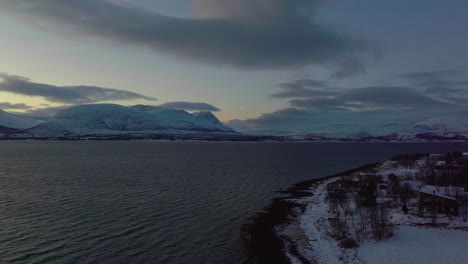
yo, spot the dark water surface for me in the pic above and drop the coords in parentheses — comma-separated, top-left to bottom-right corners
(0, 141, 467, 264)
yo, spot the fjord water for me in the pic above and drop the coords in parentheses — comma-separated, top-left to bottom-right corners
(1, 141, 467, 264)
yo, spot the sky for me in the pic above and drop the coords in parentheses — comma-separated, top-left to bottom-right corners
(0, 0, 467, 135)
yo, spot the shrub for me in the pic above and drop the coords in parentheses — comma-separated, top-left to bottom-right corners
(339, 238, 358, 248)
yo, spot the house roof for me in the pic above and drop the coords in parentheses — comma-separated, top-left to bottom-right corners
(418, 185, 465, 200)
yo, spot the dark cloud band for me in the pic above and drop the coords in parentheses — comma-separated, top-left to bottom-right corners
(0, 0, 365, 72)
(0, 73, 157, 104)
(394, 70, 468, 88)
(0, 102, 32, 110)
(158, 101, 220, 112)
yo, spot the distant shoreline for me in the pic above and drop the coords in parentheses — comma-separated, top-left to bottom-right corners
(1, 135, 468, 143)
(242, 163, 380, 264)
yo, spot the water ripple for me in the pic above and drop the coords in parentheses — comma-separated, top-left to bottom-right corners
(1, 141, 465, 264)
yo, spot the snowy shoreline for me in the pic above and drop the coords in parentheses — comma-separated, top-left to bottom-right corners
(279, 157, 468, 264)
(243, 163, 379, 264)
(246, 153, 468, 264)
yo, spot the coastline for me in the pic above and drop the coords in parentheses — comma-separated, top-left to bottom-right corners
(242, 163, 381, 264)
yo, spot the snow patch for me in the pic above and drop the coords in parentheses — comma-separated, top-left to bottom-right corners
(359, 226, 468, 264)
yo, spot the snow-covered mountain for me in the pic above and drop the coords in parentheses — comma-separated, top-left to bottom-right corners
(192, 111, 224, 125)
(280, 130, 468, 142)
(411, 117, 468, 133)
(280, 115, 468, 142)
(130, 105, 225, 127)
(0, 109, 40, 129)
(15, 104, 235, 138)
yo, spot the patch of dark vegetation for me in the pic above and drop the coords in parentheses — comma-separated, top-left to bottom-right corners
(4, 131, 468, 142)
(339, 238, 358, 249)
(4, 133, 278, 141)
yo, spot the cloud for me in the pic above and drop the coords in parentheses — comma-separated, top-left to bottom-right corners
(17, 106, 71, 118)
(251, 108, 309, 124)
(271, 81, 448, 110)
(341, 86, 449, 107)
(425, 86, 468, 106)
(392, 70, 468, 105)
(158, 101, 220, 111)
(394, 70, 468, 88)
(282, 79, 328, 89)
(0, 0, 366, 71)
(290, 97, 346, 110)
(425, 87, 464, 95)
(289, 86, 450, 111)
(0, 102, 32, 110)
(226, 107, 309, 135)
(330, 57, 365, 79)
(193, 0, 324, 20)
(227, 107, 306, 124)
(396, 70, 456, 81)
(243, 108, 312, 125)
(0, 73, 157, 104)
(271, 79, 338, 98)
(230, 76, 467, 135)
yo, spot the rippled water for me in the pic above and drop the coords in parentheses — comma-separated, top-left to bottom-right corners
(0, 141, 467, 264)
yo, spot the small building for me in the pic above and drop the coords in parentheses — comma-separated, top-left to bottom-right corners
(417, 185, 461, 216)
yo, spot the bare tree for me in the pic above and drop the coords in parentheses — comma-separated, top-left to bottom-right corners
(369, 202, 392, 240)
(356, 207, 369, 241)
(430, 198, 438, 226)
(420, 159, 434, 185)
(461, 196, 468, 222)
(338, 192, 352, 224)
(455, 188, 467, 222)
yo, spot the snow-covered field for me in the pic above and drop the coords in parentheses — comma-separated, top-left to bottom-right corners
(359, 226, 468, 264)
(292, 179, 468, 264)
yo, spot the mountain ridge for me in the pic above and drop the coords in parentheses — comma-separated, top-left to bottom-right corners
(1, 104, 467, 141)
(9, 104, 236, 138)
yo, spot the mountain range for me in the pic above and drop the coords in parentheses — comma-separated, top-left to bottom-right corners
(1, 104, 236, 139)
(0, 104, 467, 141)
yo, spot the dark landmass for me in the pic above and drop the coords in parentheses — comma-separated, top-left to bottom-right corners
(2, 131, 468, 142)
(2, 133, 271, 141)
(0, 125, 20, 135)
(1, 120, 467, 142)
